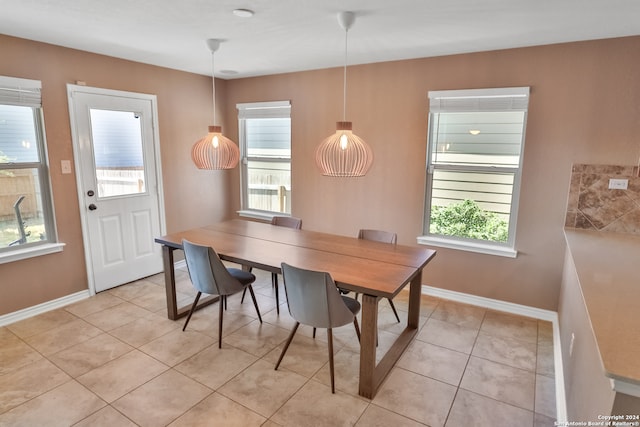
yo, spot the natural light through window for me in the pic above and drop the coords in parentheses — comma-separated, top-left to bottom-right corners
(420, 87, 529, 257)
(0, 76, 59, 260)
(237, 101, 291, 218)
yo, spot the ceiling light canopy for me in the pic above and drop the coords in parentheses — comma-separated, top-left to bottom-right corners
(233, 8, 254, 18)
(315, 11, 373, 177)
(191, 39, 240, 170)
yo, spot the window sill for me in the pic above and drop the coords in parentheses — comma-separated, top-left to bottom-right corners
(237, 210, 276, 222)
(0, 243, 66, 264)
(417, 236, 517, 258)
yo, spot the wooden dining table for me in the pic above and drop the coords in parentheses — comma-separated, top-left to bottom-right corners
(154, 219, 436, 398)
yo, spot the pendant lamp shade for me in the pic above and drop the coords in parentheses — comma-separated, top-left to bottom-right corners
(191, 39, 239, 170)
(316, 121, 373, 177)
(192, 125, 240, 169)
(315, 11, 373, 177)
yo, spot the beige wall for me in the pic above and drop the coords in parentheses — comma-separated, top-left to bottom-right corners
(558, 246, 615, 420)
(223, 36, 640, 311)
(0, 35, 233, 315)
(1, 34, 639, 315)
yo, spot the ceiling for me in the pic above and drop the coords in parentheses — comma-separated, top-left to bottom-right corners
(2, 0, 640, 80)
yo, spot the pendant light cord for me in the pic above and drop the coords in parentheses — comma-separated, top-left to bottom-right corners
(211, 50, 216, 125)
(342, 28, 348, 121)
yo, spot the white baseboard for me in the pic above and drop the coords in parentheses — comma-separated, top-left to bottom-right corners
(422, 285, 568, 423)
(422, 285, 557, 321)
(0, 290, 91, 327)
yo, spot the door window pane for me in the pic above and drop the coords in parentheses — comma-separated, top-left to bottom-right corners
(90, 109, 145, 198)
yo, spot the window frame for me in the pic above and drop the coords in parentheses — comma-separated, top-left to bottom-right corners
(419, 87, 530, 258)
(236, 100, 292, 221)
(0, 76, 62, 263)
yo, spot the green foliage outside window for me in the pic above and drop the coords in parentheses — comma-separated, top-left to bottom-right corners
(430, 199, 509, 242)
(0, 150, 15, 176)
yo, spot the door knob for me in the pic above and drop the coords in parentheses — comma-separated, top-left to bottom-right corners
(88, 204, 97, 211)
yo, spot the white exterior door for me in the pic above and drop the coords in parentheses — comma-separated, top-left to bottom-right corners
(68, 86, 165, 292)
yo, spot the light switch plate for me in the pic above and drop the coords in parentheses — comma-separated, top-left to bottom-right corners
(608, 178, 628, 190)
(61, 160, 72, 174)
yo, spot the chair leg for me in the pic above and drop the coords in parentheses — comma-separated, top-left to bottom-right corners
(239, 266, 253, 305)
(272, 273, 280, 315)
(275, 321, 300, 370)
(313, 327, 316, 338)
(247, 285, 263, 323)
(182, 292, 202, 331)
(218, 295, 224, 348)
(388, 298, 400, 323)
(327, 328, 335, 393)
(353, 317, 361, 343)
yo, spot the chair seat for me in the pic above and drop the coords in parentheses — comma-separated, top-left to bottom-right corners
(181, 240, 262, 349)
(341, 296, 361, 316)
(227, 268, 256, 285)
(276, 263, 361, 393)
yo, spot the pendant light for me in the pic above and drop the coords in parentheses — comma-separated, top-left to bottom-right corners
(191, 39, 240, 170)
(315, 11, 373, 177)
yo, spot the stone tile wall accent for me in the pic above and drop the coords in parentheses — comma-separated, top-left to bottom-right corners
(565, 164, 640, 235)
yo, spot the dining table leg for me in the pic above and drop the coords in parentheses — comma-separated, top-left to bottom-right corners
(162, 245, 178, 320)
(161, 244, 220, 321)
(358, 293, 379, 399)
(407, 270, 422, 329)
(357, 270, 424, 399)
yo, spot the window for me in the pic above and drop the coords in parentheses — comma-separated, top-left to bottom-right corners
(0, 76, 60, 262)
(420, 87, 529, 257)
(90, 109, 146, 198)
(237, 101, 291, 218)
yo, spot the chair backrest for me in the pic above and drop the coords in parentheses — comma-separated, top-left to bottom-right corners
(182, 239, 244, 296)
(358, 229, 397, 244)
(281, 263, 355, 329)
(271, 215, 302, 229)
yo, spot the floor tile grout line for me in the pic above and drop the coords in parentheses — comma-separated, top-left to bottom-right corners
(439, 307, 484, 427)
(1, 274, 556, 426)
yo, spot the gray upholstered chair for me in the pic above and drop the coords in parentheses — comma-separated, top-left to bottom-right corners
(356, 229, 401, 323)
(241, 215, 302, 314)
(275, 262, 360, 393)
(182, 239, 262, 348)
(270, 215, 302, 229)
(269, 216, 302, 313)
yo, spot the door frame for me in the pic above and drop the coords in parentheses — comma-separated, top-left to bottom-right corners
(67, 84, 166, 296)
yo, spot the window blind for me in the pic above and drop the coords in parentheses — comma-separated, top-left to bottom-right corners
(237, 100, 290, 119)
(429, 87, 529, 113)
(0, 76, 42, 108)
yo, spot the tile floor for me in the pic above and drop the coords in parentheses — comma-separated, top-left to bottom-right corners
(0, 266, 557, 426)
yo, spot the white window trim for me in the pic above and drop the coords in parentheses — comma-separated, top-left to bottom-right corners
(236, 100, 292, 217)
(420, 86, 529, 257)
(237, 209, 276, 221)
(0, 75, 60, 260)
(417, 236, 517, 258)
(0, 242, 65, 264)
